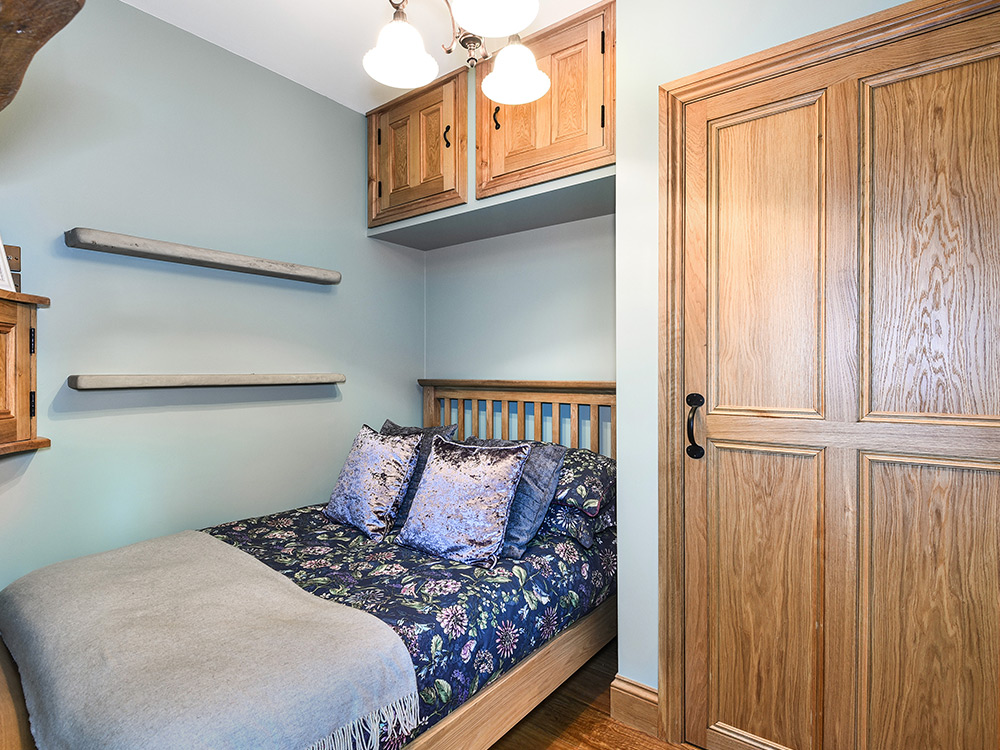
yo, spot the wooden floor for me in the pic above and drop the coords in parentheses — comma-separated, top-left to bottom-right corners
(489, 639, 680, 750)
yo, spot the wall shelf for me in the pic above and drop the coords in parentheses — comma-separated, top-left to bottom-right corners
(64, 228, 342, 285)
(67, 373, 347, 391)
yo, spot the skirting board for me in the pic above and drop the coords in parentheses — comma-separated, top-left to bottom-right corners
(610, 674, 660, 739)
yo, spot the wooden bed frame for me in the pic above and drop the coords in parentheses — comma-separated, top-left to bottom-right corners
(0, 379, 618, 750)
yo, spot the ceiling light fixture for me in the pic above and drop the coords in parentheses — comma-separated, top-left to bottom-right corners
(364, 0, 549, 106)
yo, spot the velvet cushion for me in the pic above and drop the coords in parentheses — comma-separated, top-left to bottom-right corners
(323, 425, 421, 541)
(464, 436, 567, 559)
(552, 448, 617, 517)
(397, 437, 530, 566)
(380, 420, 458, 528)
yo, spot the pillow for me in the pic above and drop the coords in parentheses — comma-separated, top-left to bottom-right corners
(323, 425, 421, 541)
(538, 504, 597, 548)
(380, 420, 459, 528)
(593, 501, 617, 534)
(397, 437, 530, 566)
(464, 436, 567, 559)
(552, 448, 616, 517)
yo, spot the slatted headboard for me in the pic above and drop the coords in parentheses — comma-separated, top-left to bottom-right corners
(419, 380, 616, 458)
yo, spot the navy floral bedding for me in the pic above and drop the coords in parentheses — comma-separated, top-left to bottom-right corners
(205, 504, 616, 747)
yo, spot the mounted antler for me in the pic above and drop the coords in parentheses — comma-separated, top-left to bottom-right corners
(0, 0, 84, 112)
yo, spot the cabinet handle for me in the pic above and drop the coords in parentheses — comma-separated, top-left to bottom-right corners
(493, 106, 501, 130)
(685, 392, 705, 459)
(443, 125, 451, 148)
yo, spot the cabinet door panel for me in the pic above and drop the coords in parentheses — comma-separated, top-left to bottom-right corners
(0, 299, 30, 444)
(367, 69, 467, 227)
(477, 1, 614, 198)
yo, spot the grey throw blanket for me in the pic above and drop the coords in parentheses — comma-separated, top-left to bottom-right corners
(0, 531, 418, 750)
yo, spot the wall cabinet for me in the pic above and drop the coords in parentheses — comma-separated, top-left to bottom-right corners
(367, 69, 468, 228)
(475, 1, 614, 199)
(0, 289, 49, 457)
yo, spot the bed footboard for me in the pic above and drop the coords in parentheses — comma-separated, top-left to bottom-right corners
(0, 640, 33, 750)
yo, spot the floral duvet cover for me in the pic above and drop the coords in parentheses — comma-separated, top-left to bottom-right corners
(206, 504, 616, 747)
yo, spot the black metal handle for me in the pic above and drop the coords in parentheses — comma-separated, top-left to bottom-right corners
(493, 106, 501, 130)
(686, 393, 705, 459)
(443, 125, 451, 148)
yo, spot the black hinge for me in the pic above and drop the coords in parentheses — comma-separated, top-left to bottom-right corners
(377, 181, 382, 198)
(30, 391, 36, 418)
(601, 105, 606, 128)
(601, 31, 605, 54)
(29, 327, 35, 354)
(377, 128, 382, 145)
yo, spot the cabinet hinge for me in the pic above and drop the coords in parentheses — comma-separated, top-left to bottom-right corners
(30, 391, 36, 418)
(601, 105, 605, 128)
(377, 128, 382, 146)
(601, 31, 605, 54)
(377, 181, 382, 198)
(30, 327, 35, 354)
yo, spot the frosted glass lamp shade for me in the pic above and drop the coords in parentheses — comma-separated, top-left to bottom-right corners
(451, 0, 539, 38)
(481, 40, 550, 105)
(363, 17, 439, 89)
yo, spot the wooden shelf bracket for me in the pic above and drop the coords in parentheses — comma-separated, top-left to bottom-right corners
(64, 228, 342, 285)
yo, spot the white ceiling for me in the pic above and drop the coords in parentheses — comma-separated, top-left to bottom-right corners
(120, 0, 596, 114)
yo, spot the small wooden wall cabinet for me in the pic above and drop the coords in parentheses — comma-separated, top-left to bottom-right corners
(476, 1, 615, 199)
(367, 68, 468, 228)
(0, 289, 49, 457)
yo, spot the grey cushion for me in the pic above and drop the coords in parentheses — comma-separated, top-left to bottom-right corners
(397, 437, 530, 566)
(380, 419, 458, 528)
(464, 436, 567, 559)
(323, 425, 421, 540)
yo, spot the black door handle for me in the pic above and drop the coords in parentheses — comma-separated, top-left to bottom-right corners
(493, 106, 501, 130)
(686, 393, 705, 459)
(443, 125, 451, 148)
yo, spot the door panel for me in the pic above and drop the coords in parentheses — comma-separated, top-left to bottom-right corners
(708, 92, 826, 419)
(862, 44, 1000, 424)
(862, 454, 1000, 750)
(707, 443, 824, 750)
(671, 8, 1000, 750)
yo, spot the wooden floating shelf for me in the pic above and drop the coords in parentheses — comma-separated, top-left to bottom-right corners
(0, 437, 51, 457)
(67, 374, 347, 391)
(64, 228, 342, 285)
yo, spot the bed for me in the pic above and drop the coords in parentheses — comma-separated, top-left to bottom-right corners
(0, 379, 617, 750)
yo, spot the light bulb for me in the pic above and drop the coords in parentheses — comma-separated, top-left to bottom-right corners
(363, 13, 439, 89)
(481, 39, 550, 105)
(451, 0, 539, 38)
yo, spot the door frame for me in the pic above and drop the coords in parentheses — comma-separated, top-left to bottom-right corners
(656, 0, 1000, 743)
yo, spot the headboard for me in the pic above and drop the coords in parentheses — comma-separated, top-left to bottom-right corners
(419, 379, 616, 458)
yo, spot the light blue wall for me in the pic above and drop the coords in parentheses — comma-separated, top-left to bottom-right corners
(424, 215, 615, 380)
(0, 0, 425, 587)
(615, 0, 902, 689)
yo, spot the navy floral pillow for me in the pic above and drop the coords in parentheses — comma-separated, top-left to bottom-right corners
(381, 420, 458, 528)
(323, 425, 421, 541)
(552, 449, 616, 517)
(397, 437, 530, 566)
(464, 437, 566, 559)
(538, 500, 615, 549)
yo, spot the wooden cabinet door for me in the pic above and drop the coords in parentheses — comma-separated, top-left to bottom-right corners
(664, 4, 1000, 750)
(475, 1, 614, 199)
(367, 69, 467, 227)
(0, 298, 33, 445)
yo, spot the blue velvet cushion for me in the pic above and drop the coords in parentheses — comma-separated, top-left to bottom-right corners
(464, 437, 567, 559)
(323, 425, 421, 541)
(397, 437, 530, 566)
(552, 448, 617, 517)
(380, 420, 458, 528)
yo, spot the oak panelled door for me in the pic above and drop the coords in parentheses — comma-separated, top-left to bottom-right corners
(661, 2, 1000, 749)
